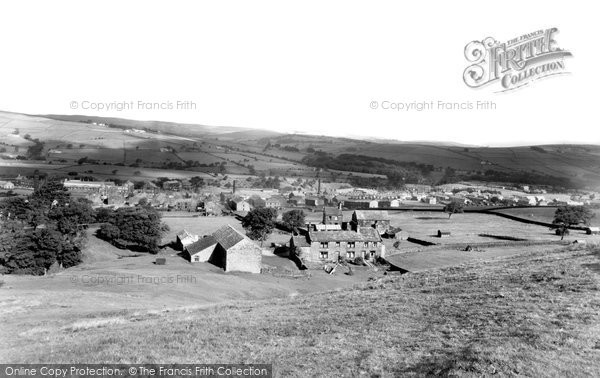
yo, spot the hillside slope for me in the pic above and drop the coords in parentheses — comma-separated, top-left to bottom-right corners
(2, 245, 599, 376)
(2, 111, 600, 189)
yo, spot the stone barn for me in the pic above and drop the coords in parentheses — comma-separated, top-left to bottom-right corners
(176, 229, 199, 250)
(186, 225, 262, 273)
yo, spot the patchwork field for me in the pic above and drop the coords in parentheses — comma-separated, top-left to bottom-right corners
(3, 111, 600, 189)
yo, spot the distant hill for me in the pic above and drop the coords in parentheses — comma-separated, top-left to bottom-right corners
(1, 111, 599, 189)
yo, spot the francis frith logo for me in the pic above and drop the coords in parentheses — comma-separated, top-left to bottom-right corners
(463, 28, 572, 92)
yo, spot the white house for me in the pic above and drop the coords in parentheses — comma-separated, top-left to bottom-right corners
(0, 181, 15, 190)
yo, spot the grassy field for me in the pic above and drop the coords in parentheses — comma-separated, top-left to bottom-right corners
(301, 209, 600, 255)
(384, 211, 600, 253)
(493, 206, 600, 225)
(1, 243, 598, 376)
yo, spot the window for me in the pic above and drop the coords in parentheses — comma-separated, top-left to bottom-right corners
(370, 251, 376, 258)
(193, 256, 199, 262)
(364, 242, 369, 248)
(335, 242, 340, 247)
(320, 251, 328, 259)
(346, 251, 355, 259)
(361, 251, 367, 258)
(320, 242, 329, 249)
(347, 242, 355, 248)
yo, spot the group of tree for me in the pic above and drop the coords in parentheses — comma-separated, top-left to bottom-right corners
(0, 182, 93, 275)
(241, 208, 306, 246)
(302, 152, 433, 188)
(96, 204, 169, 253)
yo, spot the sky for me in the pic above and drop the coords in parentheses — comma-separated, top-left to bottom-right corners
(0, 0, 597, 146)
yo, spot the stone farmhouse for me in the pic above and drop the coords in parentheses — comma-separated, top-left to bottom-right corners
(291, 227, 385, 263)
(229, 197, 251, 212)
(185, 225, 262, 273)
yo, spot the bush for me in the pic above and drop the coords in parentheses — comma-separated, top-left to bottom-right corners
(353, 256, 366, 266)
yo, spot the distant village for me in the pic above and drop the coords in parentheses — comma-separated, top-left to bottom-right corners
(1, 173, 598, 275)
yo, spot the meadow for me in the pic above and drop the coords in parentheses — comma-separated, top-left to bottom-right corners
(1, 243, 598, 377)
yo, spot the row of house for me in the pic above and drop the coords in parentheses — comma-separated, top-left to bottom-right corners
(291, 209, 390, 264)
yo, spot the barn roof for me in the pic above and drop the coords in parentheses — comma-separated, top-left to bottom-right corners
(291, 235, 310, 248)
(176, 229, 194, 239)
(323, 206, 342, 215)
(308, 228, 381, 243)
(354, 210, 390, 221)
(186, 235, 217, 254)
(212, 225, 246, 250)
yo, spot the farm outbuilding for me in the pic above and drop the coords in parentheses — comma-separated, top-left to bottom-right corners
(437, 230, 451, 238)
(175, 229, 199, 250)
(186, 225, 262, 273)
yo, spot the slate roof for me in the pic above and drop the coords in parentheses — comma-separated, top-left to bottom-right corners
(323, 207, 342, 216)
(308, 228, 381, 243)
(176, 229, 194, 239)
(353, 210, 390, 221)
(186, 235, 217, 254)
(212, 225, 246, 250)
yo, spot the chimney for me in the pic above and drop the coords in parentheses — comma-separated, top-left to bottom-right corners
(317, 178, 321, 195)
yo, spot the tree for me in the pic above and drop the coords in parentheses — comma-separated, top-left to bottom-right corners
(95, 207, 113, 223)
(48, 198, 94, 235)
(282, 209, 305, 233)
(31, 181, 70, 209)
(552, 206, 595, 240)
(553, 206, 595, 227)
(241, 208, 277, 246)
(97, 206, 169, 253)
(443, 201, 464, 219)
(190, 176, 205, 189)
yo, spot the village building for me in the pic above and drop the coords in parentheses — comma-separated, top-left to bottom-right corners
(162, 180, 182, 191)
(351, 210, 391, 234)
(305, 196, 324, 207)
(342, 199, 371, 210)
(0, 181, 15, 190)
(186, 225, 262, 273)
(172, 199, 197, 212)
(204, 201, 223, 216)
(229, 197, 251, 212)
(265, 196, 286, 209)
(288, 195, 305, 206)
(323, 207, 343, 226)
(290, 227, 385, 263)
